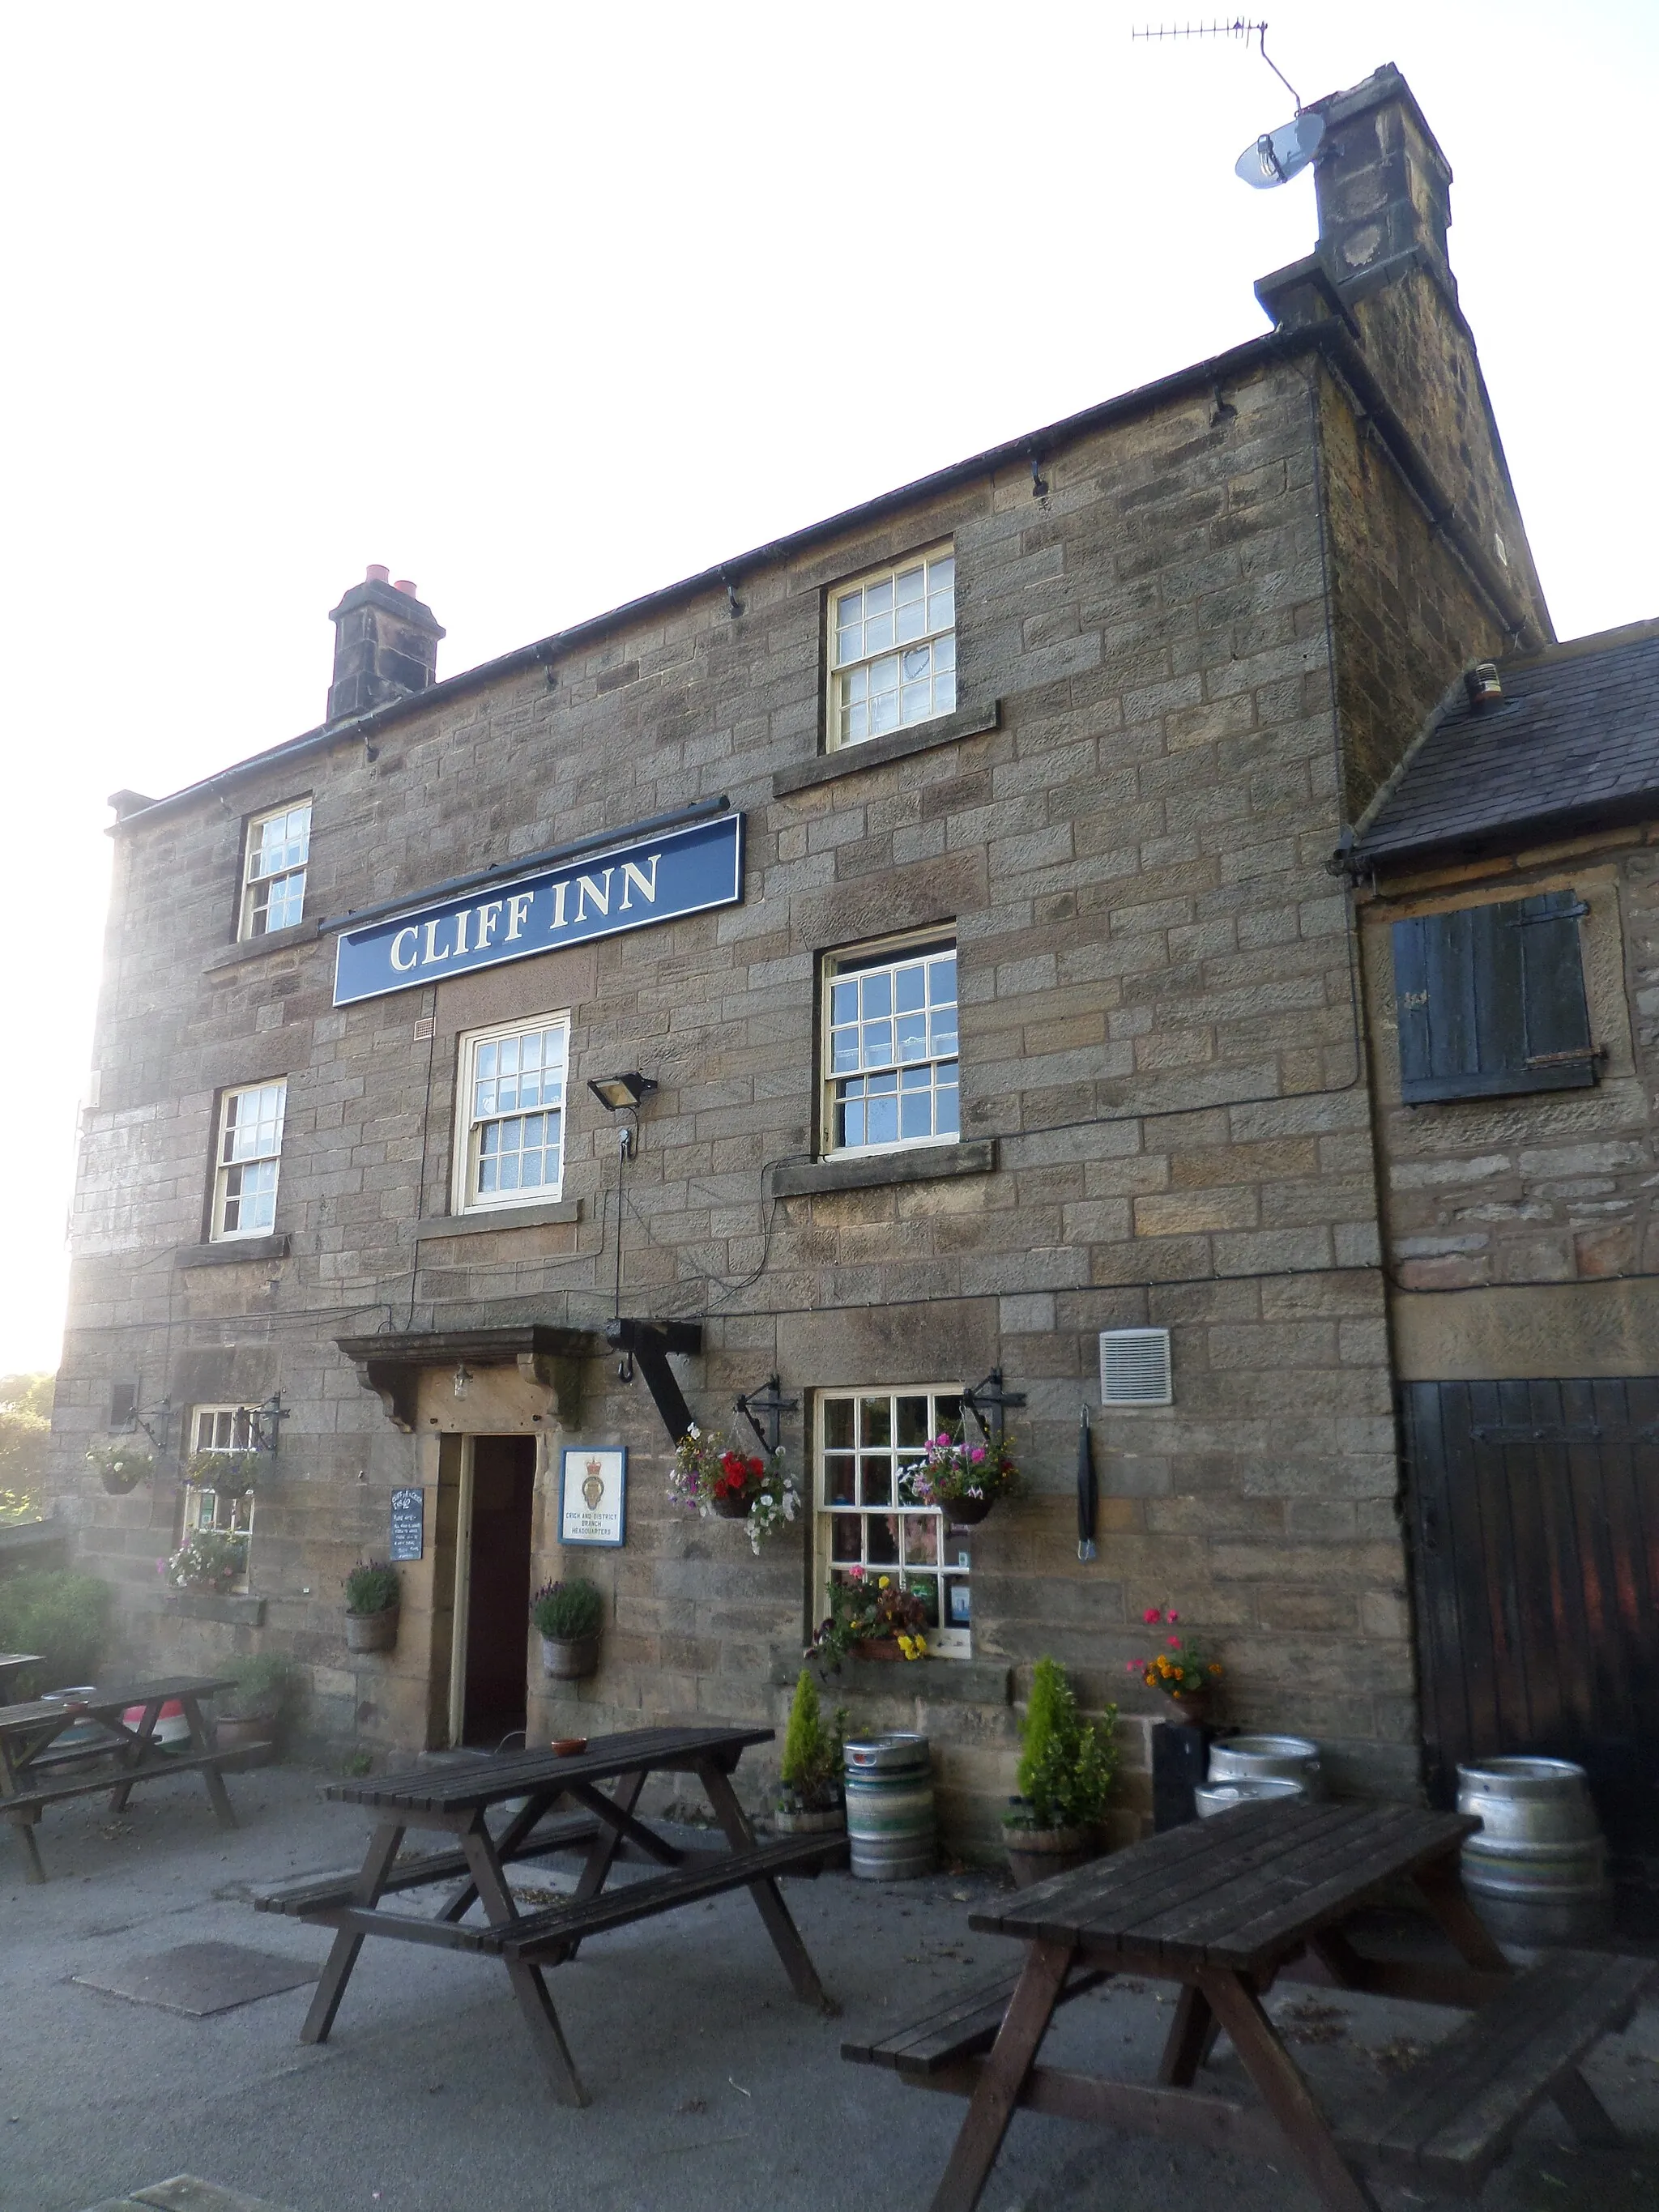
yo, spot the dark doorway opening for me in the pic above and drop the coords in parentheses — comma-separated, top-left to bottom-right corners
(1401, 1377, 1659, 1850)
(462, 1434, 537, 1750)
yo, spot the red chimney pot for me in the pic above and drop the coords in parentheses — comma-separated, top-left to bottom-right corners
(393, 578, 417, 597)
(365, 563, 390, 585)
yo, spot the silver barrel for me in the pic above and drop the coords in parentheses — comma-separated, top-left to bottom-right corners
(1206, 1733, 1324, 1798)
(1456, 1757, 1612, 1945)
(844, 1733, 936, 1880)
(1195, 1775, 1307, 1818)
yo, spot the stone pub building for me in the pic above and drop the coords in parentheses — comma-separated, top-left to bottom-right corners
(50, 67, 1608, 1852)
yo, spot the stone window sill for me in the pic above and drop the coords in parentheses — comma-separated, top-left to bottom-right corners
(176, 1234, 291, 1270)
(167, 1591, 267, 1626)
(770, 1648, 1012, 1707)
(772, 701, 1001, 798)
(401, 1199, 583, 1243)
(203, 919, 322, 974)
(769, 1140, 995, 1199)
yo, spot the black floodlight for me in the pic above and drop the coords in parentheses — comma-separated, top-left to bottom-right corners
(586, 1071, 658, 1112)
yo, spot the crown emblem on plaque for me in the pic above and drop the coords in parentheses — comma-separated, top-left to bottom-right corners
(581, 1457, 605, 1511)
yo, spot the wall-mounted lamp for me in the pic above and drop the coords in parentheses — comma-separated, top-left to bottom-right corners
(452, 1364, 472, 1401)
(586, 1071, 658, 1113)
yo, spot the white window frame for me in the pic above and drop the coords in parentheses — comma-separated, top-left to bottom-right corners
(826, 543, 956, 752)
(239, 799, 312, 940)
(181, 1405, 258, 1593)
(822, 933, 959, 1159)
(816, 1385, 971, 1660)
(452, 1012, 571, 1216)
(211, 1080, 287, 1242)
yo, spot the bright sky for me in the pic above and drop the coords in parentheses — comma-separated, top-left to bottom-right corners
(2, 1, 1654, 1375)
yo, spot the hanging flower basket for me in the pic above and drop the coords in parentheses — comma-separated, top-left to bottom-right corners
(898, 1428, 1022, 1522)
(181, 1449, 263, 1498)
(86, 1442, 155, 1497)
(667, 1430, 800, 1556)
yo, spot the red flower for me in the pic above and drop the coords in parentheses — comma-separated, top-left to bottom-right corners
(1142, 1606, 1161, 1624)
(1167, 1635, 1182, 1648)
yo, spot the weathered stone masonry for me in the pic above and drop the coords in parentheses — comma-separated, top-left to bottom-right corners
(46, 66, 1555, 1852)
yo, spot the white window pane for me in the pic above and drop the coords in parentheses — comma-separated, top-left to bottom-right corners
(901, 679, 931, 723)
(934, 670, 957, 714)
(928, 553, 954, 591)
(932, 632, 956, 673)
(864, 578, 892, 616)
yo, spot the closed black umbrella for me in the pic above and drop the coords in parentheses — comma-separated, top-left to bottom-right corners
(1077, 1404, 1097, 1561)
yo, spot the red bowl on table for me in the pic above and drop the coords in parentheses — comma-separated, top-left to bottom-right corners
(549, 1737, 588, 1757)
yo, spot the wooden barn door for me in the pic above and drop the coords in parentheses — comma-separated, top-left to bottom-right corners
(1401, 1379, 1659, 1848)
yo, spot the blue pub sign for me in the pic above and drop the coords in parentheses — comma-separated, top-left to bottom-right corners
(332, 812, 744, 1008)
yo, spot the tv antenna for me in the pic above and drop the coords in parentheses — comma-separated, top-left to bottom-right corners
(1131, 19, 1324, 189)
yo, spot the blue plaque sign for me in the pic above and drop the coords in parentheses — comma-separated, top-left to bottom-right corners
(390, 1486, 424, 1562)
(332, 812, 744, 1008)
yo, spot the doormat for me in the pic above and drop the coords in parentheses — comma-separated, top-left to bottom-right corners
(71, 1941, 320, 2017)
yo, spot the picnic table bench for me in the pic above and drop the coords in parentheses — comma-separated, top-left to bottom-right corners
(1, 1674, 249, 1882)
(843, 1795, 1655, 2210)
(254, 1723, 838, 2106)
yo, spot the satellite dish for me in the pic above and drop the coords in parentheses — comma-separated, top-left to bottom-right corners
(1235, 109, 1324, 189)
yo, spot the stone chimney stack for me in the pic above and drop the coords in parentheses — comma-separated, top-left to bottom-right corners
(1307, 63, 1455, 302)
(326, 565, 446, 724)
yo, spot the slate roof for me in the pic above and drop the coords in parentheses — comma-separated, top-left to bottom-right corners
(1354, 620, 1659, 865)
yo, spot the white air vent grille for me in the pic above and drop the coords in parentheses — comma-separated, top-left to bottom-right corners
(1099, 1328, 1172, 1407)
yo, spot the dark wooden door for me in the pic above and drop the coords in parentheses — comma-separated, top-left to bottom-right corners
(1401, 1378, 1659, 1847)
(462, 1434, 537, 1750)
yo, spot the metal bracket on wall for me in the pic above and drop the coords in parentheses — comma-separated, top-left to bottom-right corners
(604, 1317, 705, 1443)
(735, 1373, 799, 1456)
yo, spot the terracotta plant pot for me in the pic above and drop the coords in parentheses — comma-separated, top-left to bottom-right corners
(346, 1605, 399, 1653)
(710, 1492, 752, 1519)
(541, 1632, 599, 1681)
(850, 1637, 905, 1660)
(213, 1715, 275, 1767)
(1162, 1689, 1210, 1726)
(944, 1496, 993, 1526)
(1004, 1823, 1101, 1888)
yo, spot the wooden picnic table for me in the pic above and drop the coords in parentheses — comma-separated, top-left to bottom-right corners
(0, 1673, 245, 1882)
(0, 1653, 44, 1703)
(254, 1722, 838, 2106)
(845, 1795, 1655, 2211)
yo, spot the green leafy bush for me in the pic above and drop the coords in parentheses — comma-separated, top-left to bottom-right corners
(1009, 1656, 1117, 1833)
(529, 1578, 603, 1640)
(345, 1561, 400, 1616)
(220, 1653, 299, 1720)
(778, 1669, 847, 1811)
(0, 1570, 112, 1694)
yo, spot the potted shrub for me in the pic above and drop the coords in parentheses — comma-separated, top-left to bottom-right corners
(1129, 1605, 1222, 1724)
(1004, 1656, 1118, 1887)
(344, 1560, 400, 1652)
(774, 1669, 849, 1837)
(901, 1426, 1023, 1526)
(811, 1569, 930, 1663)
(85, 1440, 155, 1497)
(215, 1654, 297, 1758)
(531, 1577, 604, 1680)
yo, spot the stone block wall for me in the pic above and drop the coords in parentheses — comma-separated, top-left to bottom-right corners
(48, 314, 1535, 1839)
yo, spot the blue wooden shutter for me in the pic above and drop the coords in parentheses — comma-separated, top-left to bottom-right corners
(1393, 893, 1594, 1102)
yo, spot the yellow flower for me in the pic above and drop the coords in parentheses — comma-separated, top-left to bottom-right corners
(1209, 1663, 1222, 1676)
(878, 1575, 891, 1588)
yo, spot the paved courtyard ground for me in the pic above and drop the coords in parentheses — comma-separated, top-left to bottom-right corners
(3, 1762, 1658, 2212)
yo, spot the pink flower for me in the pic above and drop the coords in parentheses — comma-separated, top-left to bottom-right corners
(1167, 1610, 1179, 1623)
(969, 1446, 985, 1463)
(1124, 1660, 1137, 1673)
(1143, 1607, 1161, 1624)
(1167, 1635, 1182, 1648)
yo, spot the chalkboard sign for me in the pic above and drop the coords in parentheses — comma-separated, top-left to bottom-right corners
(390, 1486, 424, 1562)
